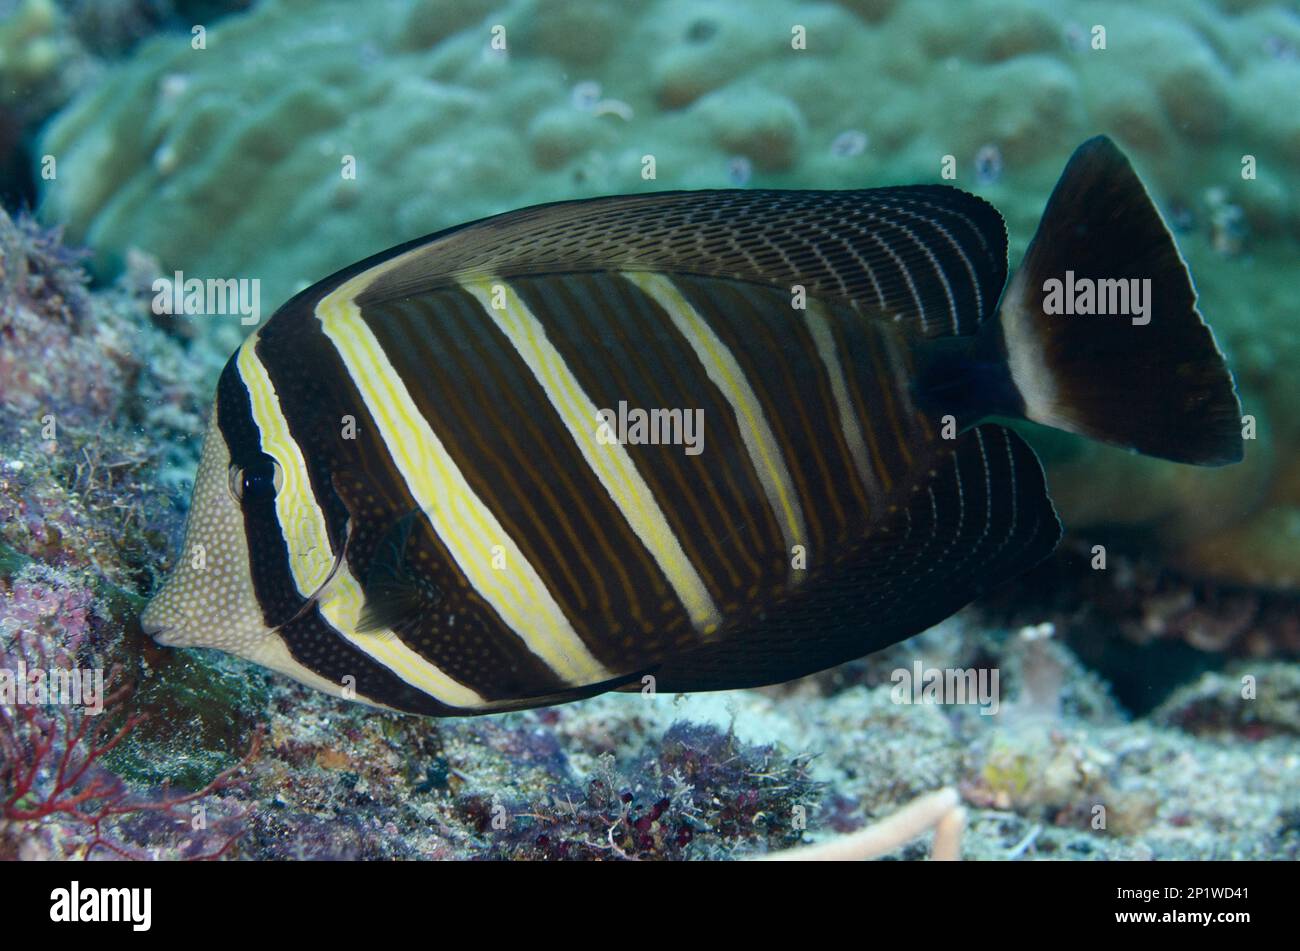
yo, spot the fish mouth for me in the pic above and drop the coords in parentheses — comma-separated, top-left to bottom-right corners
(139, 616, 175, 646)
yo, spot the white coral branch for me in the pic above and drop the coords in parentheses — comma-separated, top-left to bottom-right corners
(762, 788, 965, 861)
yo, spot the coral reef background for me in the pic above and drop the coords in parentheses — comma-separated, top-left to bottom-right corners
(1, 0, 1298, 860)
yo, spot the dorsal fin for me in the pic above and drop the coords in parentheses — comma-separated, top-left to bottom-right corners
(354, 188, 1009, 338)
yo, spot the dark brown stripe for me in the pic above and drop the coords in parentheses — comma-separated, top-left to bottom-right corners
(825, 310, 895, 494)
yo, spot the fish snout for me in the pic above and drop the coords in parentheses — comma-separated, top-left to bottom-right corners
(145, 624, 175, 646)
(139, 605, 177, 646)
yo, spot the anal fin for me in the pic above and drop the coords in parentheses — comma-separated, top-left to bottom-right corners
(468, 668, 652, 714)
(648, 424, 1062, 692)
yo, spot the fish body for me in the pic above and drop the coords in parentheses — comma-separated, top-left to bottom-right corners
(141, 137, 1242, 715)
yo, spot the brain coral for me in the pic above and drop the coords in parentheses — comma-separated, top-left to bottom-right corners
(34, 0, 1300, 588)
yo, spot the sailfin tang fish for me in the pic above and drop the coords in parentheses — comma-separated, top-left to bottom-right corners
(141, 136, 1242, 715)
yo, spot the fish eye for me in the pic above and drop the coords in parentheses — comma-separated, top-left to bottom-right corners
(229, 457, 283, 504)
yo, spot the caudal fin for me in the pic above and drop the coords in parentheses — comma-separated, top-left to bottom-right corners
(997, 135, 1243, 465)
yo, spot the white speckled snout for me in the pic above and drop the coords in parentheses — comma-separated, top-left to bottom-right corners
(140, 406, 274, 657)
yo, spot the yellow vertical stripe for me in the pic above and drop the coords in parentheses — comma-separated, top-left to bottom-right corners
(804, 301, 880, 503)
(314, 275, 613, 685)
(462, 276, 722, 636)
(626, 272, 807, 567)
(235, 338, 486, 708)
